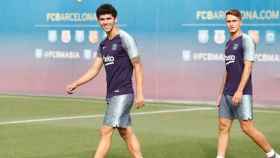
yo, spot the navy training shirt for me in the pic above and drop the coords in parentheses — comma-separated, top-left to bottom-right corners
(97, 29, 139, 98)
(223, 33, 256, 95)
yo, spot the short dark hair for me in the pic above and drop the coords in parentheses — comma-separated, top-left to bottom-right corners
(226, 9, 242, 20)
(96, 4, 117, 19)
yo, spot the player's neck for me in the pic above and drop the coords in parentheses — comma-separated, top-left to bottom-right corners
(230, 30, 242, 40)
(107, 27, 119, 40)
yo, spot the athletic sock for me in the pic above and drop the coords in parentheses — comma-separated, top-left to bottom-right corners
(266, 149, 275, 158)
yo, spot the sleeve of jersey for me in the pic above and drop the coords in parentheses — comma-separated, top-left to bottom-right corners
(242, 35, 256, 62)
(120, 31, 140, 59)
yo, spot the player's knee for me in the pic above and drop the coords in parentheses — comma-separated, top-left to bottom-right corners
(99, 127, 113, 137)
(118, 128, 132, 139)
(219, 122, 231, 134)
(118, 130, 128, 139)
(240, 123, 254, 135)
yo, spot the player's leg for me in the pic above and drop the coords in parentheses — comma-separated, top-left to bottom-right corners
(114, 94, 143, 158)
(118, 127, 143, 158)
(239, 120, 280, 158)
(237, 95, 279, 158)
(103, 94, 143, 157)
(217, 118, 233, 158)
(93, 126, 115, 158)
(93, 95, 123, 158)
(217, 95, 234, 158)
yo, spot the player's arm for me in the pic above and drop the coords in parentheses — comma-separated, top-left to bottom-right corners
(232, 35, 255, 105)
(132, 57, 144, 109)
(232, 61, 253, 105)
(120, 31, 144, 108)
(217, 71, 227, 107)
(66, 56, 103, 94)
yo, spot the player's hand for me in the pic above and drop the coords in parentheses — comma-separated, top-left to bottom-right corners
(135, 95, 144, 109)
(66, 83, 78, 95)
(216, 94, 222, 108)
(232, 90, 242, 106)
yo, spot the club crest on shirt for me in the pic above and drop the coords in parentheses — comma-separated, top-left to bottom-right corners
(112, 43, 118, 51)
(233, 43, 239, 50)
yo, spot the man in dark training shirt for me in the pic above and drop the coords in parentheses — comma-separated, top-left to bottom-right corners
(66, 4, 144, 158)
(216, 9, 279, 158)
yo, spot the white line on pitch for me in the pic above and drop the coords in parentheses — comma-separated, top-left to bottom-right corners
(0, 107, 214, 126)
(1, 108, 279, 126)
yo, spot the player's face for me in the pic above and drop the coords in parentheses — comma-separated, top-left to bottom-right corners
(98, 14, 117, 33)
(226, 14, 242, 34)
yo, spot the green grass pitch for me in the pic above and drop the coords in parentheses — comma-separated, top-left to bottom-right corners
(0, 95, 279, 158)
